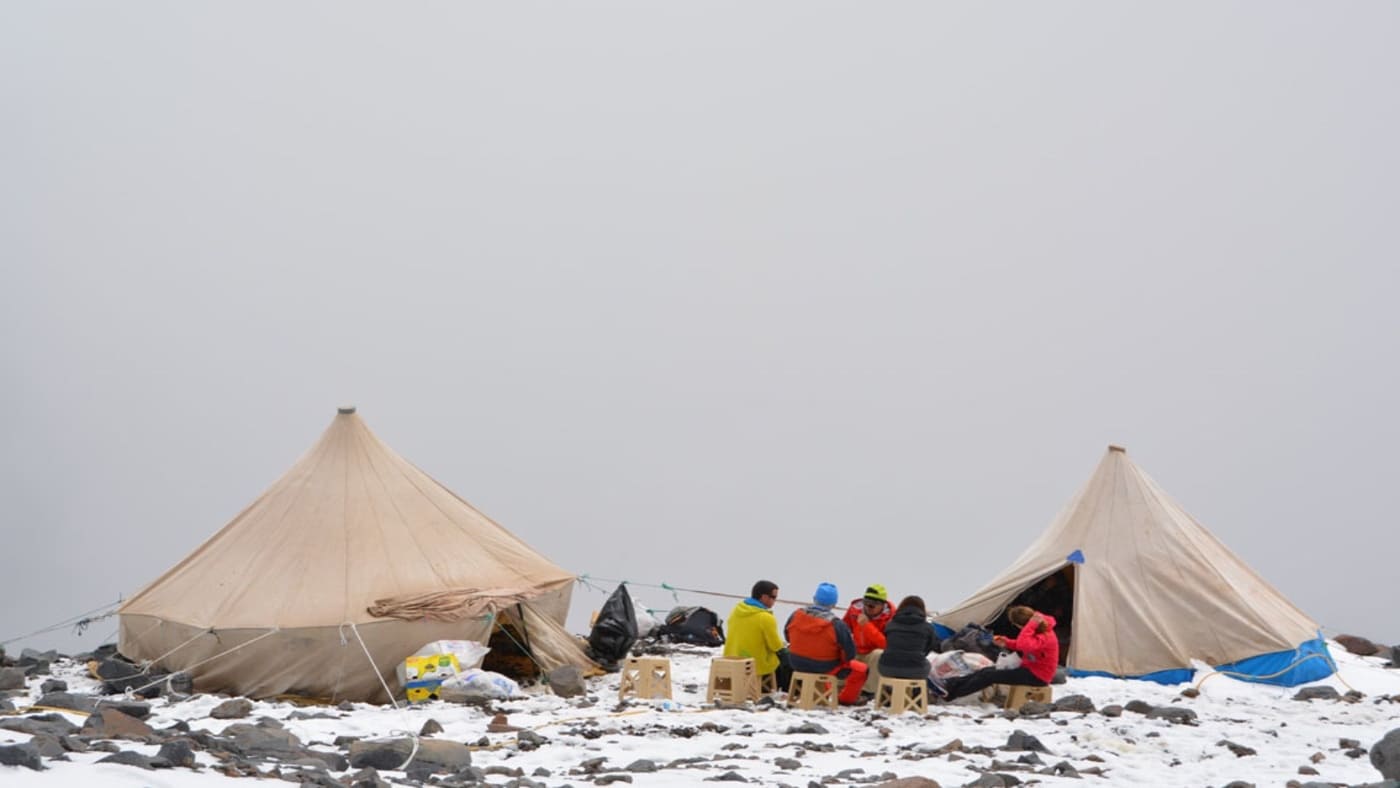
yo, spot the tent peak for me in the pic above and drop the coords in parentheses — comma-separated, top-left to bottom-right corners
(337, 405, 357, 415)
(1108, 444, 1126, 453)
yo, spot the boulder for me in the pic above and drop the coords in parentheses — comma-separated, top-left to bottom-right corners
(0, 713, 79, 737)
(1335, 635, 1381, 656)
(1005, 730, 1047, 752)
(209, 698, 254, 719)
(153, 739, 198, 769)
(34, 692, 98, 712)
(0, 742, 44, 770)
(0, 668, 28, 691)
(348, 737, 472, 774)
(548, 665, 587, 698)
(96, 750, 156, 770)
(1293, 686, 1342, 702)
(39, 679, 67, 694)
(1146, 706, 1198, 725)
(1050, 694, 1095, 714)
(1373, 728, 1400, 780)
(220, 722, 306, 758)
(80, 708, 157, 742)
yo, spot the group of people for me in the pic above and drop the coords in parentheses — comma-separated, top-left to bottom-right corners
(724, 580, 1059, 705)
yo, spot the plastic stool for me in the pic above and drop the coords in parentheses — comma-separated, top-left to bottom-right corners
(787, 671, 838, 710)
(874, 676, 928, 715)
(706, 657, 760, 704)
(617, 656, 673, 700)
(1004, 684, 1051, 710)
(760, 671, 778, 694)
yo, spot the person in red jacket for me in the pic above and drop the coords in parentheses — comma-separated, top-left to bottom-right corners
(841, 583, 895, 695)
(937, 606, 1058, 701)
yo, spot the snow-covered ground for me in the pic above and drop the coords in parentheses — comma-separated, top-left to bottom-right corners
(3, 641, 1398, 787)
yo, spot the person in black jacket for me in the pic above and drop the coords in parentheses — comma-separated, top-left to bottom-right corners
(877, 596, 940, 693)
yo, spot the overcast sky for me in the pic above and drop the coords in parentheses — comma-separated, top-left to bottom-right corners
(3, 3, 1397, 658)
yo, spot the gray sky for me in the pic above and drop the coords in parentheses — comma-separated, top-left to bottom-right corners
(3, 3, 1397, 656)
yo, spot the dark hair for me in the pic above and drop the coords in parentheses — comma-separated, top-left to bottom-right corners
(897, 595, 925, 613)
(751, 580, 778, 599)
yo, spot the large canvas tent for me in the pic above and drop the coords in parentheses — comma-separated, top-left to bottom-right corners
(119, 407, 594, 702)
(934, 446, 1332, 686)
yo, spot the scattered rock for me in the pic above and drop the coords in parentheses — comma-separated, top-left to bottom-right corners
(1298, 765, 1319, 775)
(626, 759, 658, 772)
(775, 757, 802, 770)
(220, 722, 307, 758)
(487, 713, 522, 733)
(597, 774, 636, 784)
(1050, 694, 1095, 714)
(1370, 737, 1400, 785)
(1335, 635, 1381, 656)
(0, 668, 26, 691)
(0, 742, 44, 770)
(1124, 700, 1154, 715)
(1292, 686, 1341, 702)
(876, 778, 941, 788)
(1146, 706, 1197, 725)
(1218, 740, 1257, 757)
(517, 729, 548, 750)
(79, 708, 156, 742)
(1016, 701, 1052, 716)
(154, 740, 197, 769)
(702, 772, 742, 782)
(347, 738, 472, 774)
(1100, 705, 1123, 718)
(35, 692, 98, 712)
(1180, 688, 1200, 699)
(1004, 730, 1047, 753)
(1219, 782, 1254, 788)
(96, 750, 156, 770)
(39, 679, 68, 694)
(419, 719, 444, 736)
(209, 698, 254, 719)
(0, 713, 78, 738)
(548, 665, 587, 698)
(785, 723, 828, 735)
(348, 766, 391, 788)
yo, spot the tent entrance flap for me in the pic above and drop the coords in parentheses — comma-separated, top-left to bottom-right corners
(989, 563, 1075, 665)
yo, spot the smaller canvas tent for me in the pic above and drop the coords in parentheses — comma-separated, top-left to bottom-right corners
(118, 407, 595, 702)
(934, 446, 1332, 685)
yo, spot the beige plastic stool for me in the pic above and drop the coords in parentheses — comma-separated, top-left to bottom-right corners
(760, 672, 778, 694)
(874, 676, 928, 715)
(1003, 684, 1052, 710)
(706, 657, 760, 704)
(787, 671, 838, 710)
(617, 656, 673, 700)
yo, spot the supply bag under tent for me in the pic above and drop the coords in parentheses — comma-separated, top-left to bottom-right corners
(395, 640, 491, 689)
(587, 583, 638, 667)
(655, 606, 725, 647)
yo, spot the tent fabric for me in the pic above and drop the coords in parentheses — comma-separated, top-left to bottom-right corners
(934, 446, 1331, 685)
(118, 409, 595, 702)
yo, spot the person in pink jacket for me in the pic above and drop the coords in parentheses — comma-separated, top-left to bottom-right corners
(937, 606, 1058, 701)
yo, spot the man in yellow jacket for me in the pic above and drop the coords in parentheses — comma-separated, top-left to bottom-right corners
(723, 580, 791, 693)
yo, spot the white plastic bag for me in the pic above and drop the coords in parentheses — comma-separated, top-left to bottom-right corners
(439, 668, 522, 701)
(395, 639, 492, 686)
(629, 589, 661, 638)
(930, 649, 993, 682)
(995, 651, 1022, 670)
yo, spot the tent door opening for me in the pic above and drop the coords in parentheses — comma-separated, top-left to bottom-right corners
(991, 564, 1076, 665)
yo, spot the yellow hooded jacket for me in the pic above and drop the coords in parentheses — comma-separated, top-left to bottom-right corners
(723, 598, 784, 676)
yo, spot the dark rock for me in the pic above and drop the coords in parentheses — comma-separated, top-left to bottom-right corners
(349, 766, 392, 788)
(518, 729, 548, 750)
(97, 750, 156, 770)
(209, 698, 254, 719)
(1016, 701, 1052, 716)
(220, 722, 306, 757)
(875, 779, 942, 788)
(533, 766, 552, 776)
(337, 701, 356, 711)
(1047, 761, 1078, 777)
(1180, 688, 1200, 699)
(963, 775, 1009, 787)
(347, 737, 472, 774)
(1146, 706, 1197, 725)
(785, 722, 828, 735)
(1050, 694, 1095, 714)
(549, 665, 587, 698)
(39, 679, 67, 694)
(0, 743, 44, 771)
(419, 718, 444, 736)
(1298, 765, 1319, 775)
(597, 774, 636, 784)
(0, 713, 78, 737)
(304, 749, 350, 771)
(154, 739, 197, 768)
(0, 667, 26, 691)
(19, 649, 58, 666)
(1219, 740, 1257, 757)
(35, 692, 98, 712)
(1100, 705, 1123, 718)
(702, 772, 741, 782)
(27, 734, 64, 759)
(60, 735, 89, 753)
(775, 757, 802, 770)
(165, 719, 191, 733)
(626, 759, 658, 772)
(1344, 738, 1363, 749)
(0, 697, 12, 713)
(1219, 782, 1253, 788)
(1336, 635, 1382, 656)
(1051, 667, 1067, 685)
(1293, 686, 1341, 702)
(1005, 730, 1047, 753)
(1124, 700, 1155, 715)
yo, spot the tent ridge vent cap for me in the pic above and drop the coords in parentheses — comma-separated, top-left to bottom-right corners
(337, 405, 357, 414)
(1108, 444, 1126, 453)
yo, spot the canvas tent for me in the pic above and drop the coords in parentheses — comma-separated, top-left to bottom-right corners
(934, 446, 1332, 686)
(119, 407, 595, 702)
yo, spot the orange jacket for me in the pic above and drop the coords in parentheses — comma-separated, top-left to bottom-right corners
(841, 599, 895, 654)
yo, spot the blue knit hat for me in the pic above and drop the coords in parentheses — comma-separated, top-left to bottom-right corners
(813, 582, 839, 608)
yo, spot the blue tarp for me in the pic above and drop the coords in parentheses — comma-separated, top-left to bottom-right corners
(1067, 636, 1335, 687)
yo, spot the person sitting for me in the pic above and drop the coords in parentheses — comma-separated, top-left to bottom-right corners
(842, 583, 896, 695)
(785, 582, 868, 705)
(876, 595, 939, 696)
(723, 579, 791, 692)
(937, 605, 1058, 701)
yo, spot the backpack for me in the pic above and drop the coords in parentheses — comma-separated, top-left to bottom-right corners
(656, 606, 725, 647)
(941, 622, 999, 660)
